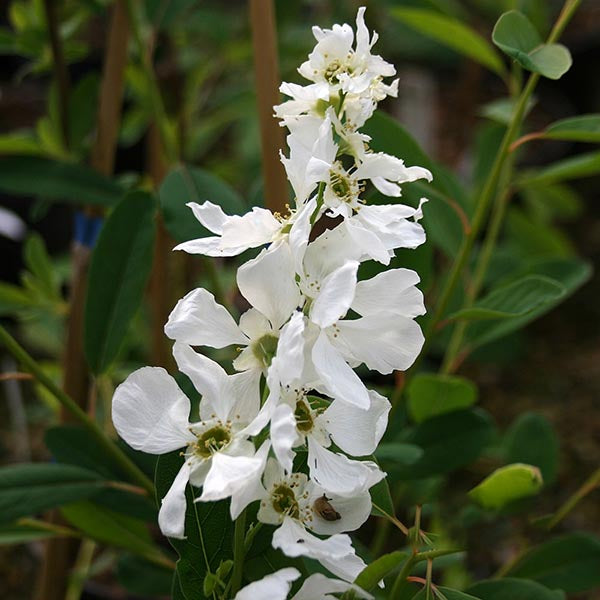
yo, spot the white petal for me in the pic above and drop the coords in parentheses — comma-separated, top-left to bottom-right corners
(198, 451, 263, 503)
(292, 573, 373, 600)
(165, 288, 247, 347)
(352, 269, 425, 318)
(318, 552, 367, 584)
(174, 236, 243, 257)
(269, 311, 305, 388)
(289, 197, 316, 273)
(307, 440, 384, 496)
(234, 568, 300, 600)
(187, 201, 228, 234)
(238, 308, 272, 339)
(272, 517, 354, 560)
(345, 220, 391, 265)
(336, 315, 425, 373)
(112, 367, 194, 454)
(229, 441, 270, 519)
(237, 243, 301, 330)
(158, 461, 190, 539)
(271, 403, 299, 473)
(312, 331, 370, 409)
(324, 390, 390, 456)
(172, 342, 228, 413)
(220, 207, 281, 250)
(310, 261, 359, 328)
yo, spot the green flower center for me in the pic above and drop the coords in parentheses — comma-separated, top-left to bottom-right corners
(271, 484, 300, 519)
(194, 426, 231, 458)
(329, 168, 355, 202)
(324, 60, 351, 84)
(294, 399, 314, 433)
(252, 334, 279, 369)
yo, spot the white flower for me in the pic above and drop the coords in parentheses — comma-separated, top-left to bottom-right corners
(298, 7, 396, 100)
(173, 197, 315, 258)
(165, 242, 301, 373)
(268, 385, 388, 495)
(234, 568, 299, 600)
(234, 569, 373, 600)
(257, 459, 371, 582)
(111, 344, 266, 538)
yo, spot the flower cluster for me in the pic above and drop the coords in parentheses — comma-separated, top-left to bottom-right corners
(112, 6, 430, 593)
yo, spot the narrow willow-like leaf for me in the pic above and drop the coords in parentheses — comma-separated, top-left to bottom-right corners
(449, 276, 565, 321)
(543, 114, 600, 142)
(467, 577, 565, 600)
(0, 155, 122, 205)
(84, 191, 157, 374)
(0, 463, 105, 523)
(518, 151, 600, 186)
(354, 550, 409, 591)
(392, 8, 506, 75)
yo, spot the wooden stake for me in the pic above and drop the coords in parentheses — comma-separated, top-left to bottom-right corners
(249, 0, 288, 213)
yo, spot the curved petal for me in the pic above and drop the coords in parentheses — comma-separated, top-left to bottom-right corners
(165, 288, 247, 348)
(324, 390, 390, 456)
(198, 451, 263, 503)
(220, 207, 280, 250)
(272, 517, 355, 560)
(229, 441, 270, 520)
(312, 331, 370, 409)
(237, 243, 301, 330)
(158, 461, 191, 539)
(271, 403, 299, 473)
(292, 573, 373, 600)
(307, 484, 373, 535)
(310, 261, 359, 328)
(336, 314, 425, 373)
(173, 236, 243, 257)
(318, 552, 367, 584)
(352, 269, 425, 318)
(307, 439, 384, 496)
(345, 220, 391, 265)
(270, 311, 305, 388)
(234, 568, 300, 600)
(187, 201, 228, 234)
(112, 367, 194, 454)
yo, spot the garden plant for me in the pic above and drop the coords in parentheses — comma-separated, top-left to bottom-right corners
(0, 1, 598, 599)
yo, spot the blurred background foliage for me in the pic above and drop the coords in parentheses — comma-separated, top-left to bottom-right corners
(0, 0, 599, 599)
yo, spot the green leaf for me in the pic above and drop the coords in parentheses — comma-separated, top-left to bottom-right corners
(0, 523, 61, 545)
(0, 282, 35, 315)
(117, 554, 173, 597)
(466, 258, 592, 350)
(479, 97, 536, 126)
(504, 413, 559, 484)
(0, 463, 105, 523)
(543, 114, 600, 142)
(396, 409, 494, 479)
(392, 8, 505, 75)
(518, 151, 600, 187)
(354, 550, 409, 591)
(155, 452, 234, 599)
(159, 164, 245, 244)
(469, 463, 543, 509)
(24, 233, 57, 298)
(507, 532, 600, 593)
(467, 577, 565, 600)
(0, 132, 42, 155)
(406, 374, 478, 423)
(414, 587, 481, 599)
(84, 191, 156, 374)
(370, 477, 395, 517)
(375, 443, 424, 465)
(449, 276, 565, 321)
(492, 11, 571, 79)
(0, 156, 123, 206)
(61, 500, 162, 560)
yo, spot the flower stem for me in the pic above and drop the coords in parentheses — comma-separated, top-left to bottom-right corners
(0, 324, 154, 496)
(230, 508, 247, 596)
(417, 0, 581, 372)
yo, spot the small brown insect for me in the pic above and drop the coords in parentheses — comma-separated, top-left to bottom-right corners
(313, 494, 341, 521)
